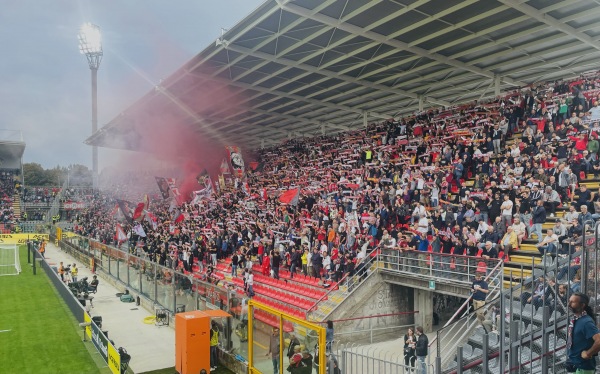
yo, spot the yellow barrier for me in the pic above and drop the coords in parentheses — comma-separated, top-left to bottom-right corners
(0, 233, 49, 244)
(248, 300, 326, 374)
(84, 312, 121, 374)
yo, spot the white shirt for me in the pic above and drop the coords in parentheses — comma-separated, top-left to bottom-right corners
(501, 200, 513, 216)
(413, 205, 426, 217)
(511, 222, 526, 236)
(590, 105, 600, 121)
(542, 233, 558, 245)
(417, 217, 429, 235)
(477, 222, 489, 237)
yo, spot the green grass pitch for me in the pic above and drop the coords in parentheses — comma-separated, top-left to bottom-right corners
(0, 245, 100, 374)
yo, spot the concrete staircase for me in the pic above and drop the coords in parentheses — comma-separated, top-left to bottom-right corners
(461, 130, 600, 287)
(12, 193, 21, 219)
(307, 256, 379, 322)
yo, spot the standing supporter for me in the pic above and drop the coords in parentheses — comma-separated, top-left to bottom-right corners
(404, 327, 417, 370)
(531, 199, 547, 243)
(415, 326, 429, 374)
(567, 293, 600, 374)
(471, 273, 489, 323)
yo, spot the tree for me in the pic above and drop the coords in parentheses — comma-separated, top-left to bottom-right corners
(22, 163, 92, 187)
(23, 163, 52, 186)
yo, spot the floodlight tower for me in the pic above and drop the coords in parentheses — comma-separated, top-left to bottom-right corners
(78, 23, 102, 190)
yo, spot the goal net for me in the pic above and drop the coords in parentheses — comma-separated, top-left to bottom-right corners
(0, 244, 20, 276)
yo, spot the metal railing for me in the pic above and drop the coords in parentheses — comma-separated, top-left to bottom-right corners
(44, 179, 68, 223)
(435, 249, 576, 373)
(18, 221, 46, 233)
(378, 248, 503, 287)
(329, 312, 418, 345)
(60, 235, 234, 315)
(584, 221, 600, 303)
(306, 252, 379, 322)
(338, 342, 434, 374)
(428, 260, 504, 369)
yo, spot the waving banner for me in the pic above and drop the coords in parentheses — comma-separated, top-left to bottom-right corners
(155, 177, 170, 199)
(226, 146, 245, 178)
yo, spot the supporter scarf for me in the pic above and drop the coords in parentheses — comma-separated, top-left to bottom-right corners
(567, 311, 587, 350)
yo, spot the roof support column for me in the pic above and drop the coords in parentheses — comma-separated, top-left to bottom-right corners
(418, 96, 424, 112)
(363, 111, 368, 128)
(261, 139, 265, 149)
(494, 75, 501, 96)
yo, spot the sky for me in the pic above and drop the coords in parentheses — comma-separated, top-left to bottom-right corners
(0, 0, 265, 170)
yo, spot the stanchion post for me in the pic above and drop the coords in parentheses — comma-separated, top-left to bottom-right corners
(32, 244, 37, 275)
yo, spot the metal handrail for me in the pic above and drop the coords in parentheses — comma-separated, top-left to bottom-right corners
(307, 262, 355, 311)
(306, 253, 379, 322)
(378, 248, 503, 290)
(328, 311, 418, 323)
(333, 323, 414, 344)
(428, 259, 504, 348)
(581, 219, 599, 294)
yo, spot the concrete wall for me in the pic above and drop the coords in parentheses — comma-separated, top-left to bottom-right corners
(329, 272, 416, 345)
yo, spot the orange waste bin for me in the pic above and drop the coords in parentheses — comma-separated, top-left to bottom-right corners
(175, 310, 231, 374)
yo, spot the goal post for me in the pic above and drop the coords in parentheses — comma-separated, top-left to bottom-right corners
(0, 243, 20, 276)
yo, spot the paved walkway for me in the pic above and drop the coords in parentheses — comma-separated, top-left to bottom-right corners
(43, 242, 175, 373)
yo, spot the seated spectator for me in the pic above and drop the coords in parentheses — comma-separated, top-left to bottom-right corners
(536, 229, 559, 256)
(578, 205, 594, 229)
(510, 217, 527, 244)
(498, 226, 518, 253)
(543, 186, 561, 216)
(574, 185, 592, 210)
(557, 255, 581, 281)
(521, 276, 552, 310)
(481, 241, 498, 260)
(478, 226, 499, 250)
(563, 204, 579, 224)
(571, 272, 582, 293)
(550, 283, 569, 315)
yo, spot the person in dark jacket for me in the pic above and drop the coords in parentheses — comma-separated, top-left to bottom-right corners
(299, 350, 313, 374)
(415, 326, 429, 374)
(403, 327, 417, 370)
(290, 247, 301, 278)
(311, 248, 322, 278)
(272, 251, 281, 279)
(487, 193, 502, 224)
(287, 334, 300, 359)
(531, 199, 547, 243)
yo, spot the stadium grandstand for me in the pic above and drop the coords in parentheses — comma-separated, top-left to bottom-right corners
(0, 130, 25, 234)
(25, 0, 600, 373)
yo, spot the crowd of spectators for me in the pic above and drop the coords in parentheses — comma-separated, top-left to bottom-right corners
(0, 173, 17, 224)
(68, 70, 600, 318)
(22, 186, 59, 204)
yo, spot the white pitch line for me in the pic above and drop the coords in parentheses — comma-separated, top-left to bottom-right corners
(0, 329, 12, 333)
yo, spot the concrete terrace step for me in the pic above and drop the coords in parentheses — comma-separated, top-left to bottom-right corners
(503, 280, 519, 288)
(579, 181, 600, 189)
(516, 243, 540, 254)
(509, 255, 542, 265)
(504, 267, 532, 279)
(542, 222, 555, 230)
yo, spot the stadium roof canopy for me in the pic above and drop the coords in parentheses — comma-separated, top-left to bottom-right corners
(88, 0, 600, 152)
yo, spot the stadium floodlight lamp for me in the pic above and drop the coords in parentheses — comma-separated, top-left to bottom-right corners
(78, 22, 102, 189)
(78, 23, 102, 70)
